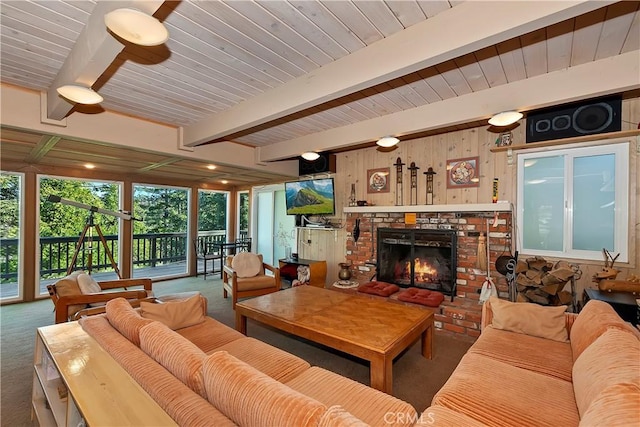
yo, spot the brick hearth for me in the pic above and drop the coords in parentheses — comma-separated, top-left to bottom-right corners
(345, 211, 512, 340)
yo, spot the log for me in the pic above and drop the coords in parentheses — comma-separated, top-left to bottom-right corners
(515, 260, 529, 274)
(517, 274, 539, 287)
(541, 273, 563, 286)
(550, 267, 575, 282)
(527, 257, 549, 271)
(525, 269, 542, 283)
(525, 289, 550, 305)
(557, 291, 573, 305)
(541, 283, 561, 296)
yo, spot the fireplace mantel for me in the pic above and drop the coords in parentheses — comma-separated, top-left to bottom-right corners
(344, 202, 512, 214)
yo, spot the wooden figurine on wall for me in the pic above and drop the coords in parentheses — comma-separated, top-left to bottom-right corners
(424, 167, 436, 205)
(394, 157, 405, 206)
(408, 162, 419, 205)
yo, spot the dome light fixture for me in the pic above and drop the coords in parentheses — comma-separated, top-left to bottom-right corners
(489, 111, 523, 126)
(301, 152, 320, 161)
(376, 136, 400, 148)
(56, 85, 104, 104)
(105, 8, 169, 46)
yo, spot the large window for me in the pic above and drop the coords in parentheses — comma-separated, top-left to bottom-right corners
(1, 172, 23, 301)
(38, 176, 123, 295)
(133, 184, 189, 278)
(517, 142, 629, 261)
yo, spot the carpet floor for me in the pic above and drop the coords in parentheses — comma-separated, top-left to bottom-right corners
(1, 277, 472, 426)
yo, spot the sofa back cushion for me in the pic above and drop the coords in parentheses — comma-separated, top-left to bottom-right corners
(139, 321, 207, 398)
(572, 328, 640, 417)
(203, 351, 326, 427)
(570, 299, 636, 361)
(105, 298, 154, 346)
(488, 296, 568, 342)
(318, 405, 368, 427)
(140, 293, 205, 330)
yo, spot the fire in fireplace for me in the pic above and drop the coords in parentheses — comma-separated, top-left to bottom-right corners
(377, 228, 457, 298)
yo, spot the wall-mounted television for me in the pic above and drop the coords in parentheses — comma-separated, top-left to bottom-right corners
(285, 178, 335, 216)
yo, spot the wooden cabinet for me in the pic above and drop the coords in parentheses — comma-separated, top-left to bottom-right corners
(32, 322, 176, 426)
(279, 258, 328, 288)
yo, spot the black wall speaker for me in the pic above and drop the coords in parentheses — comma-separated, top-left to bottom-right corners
(526, 96, 622, 144)
(298, 153, 336, 176)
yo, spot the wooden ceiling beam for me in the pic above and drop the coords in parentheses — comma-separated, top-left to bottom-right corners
(259, 50, 640, 162)
(46, 0, 165, 121)
(25, 135, 61, 163)
(183, 0, 613, 147)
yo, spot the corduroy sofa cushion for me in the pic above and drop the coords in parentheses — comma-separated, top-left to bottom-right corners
(416, 405, 487, 426)
(285, 366, 417, 427)
(105, 297, 154, 346)
(214, 336, 310, 383)
(175, 317, 245, 354)
(318, 405, 368, 427)
(469, 325, 573, 382)
(203, 351, 326, 427)
(139, 321, 207, 398)
(432, 352, 579, 426)
(578, 382, 640, 427)
(572, 328, 640, 417)
(79, 315, 235, 427)
(140, 293, 205, 330)
(570, 299, 637, 361)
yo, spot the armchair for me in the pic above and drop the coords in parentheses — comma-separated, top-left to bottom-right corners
(222, 253, 280, 309)
(47, 271, 154, 323)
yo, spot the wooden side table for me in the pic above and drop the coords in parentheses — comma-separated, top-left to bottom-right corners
(583, 288, 639, 326)
(279, 258, 327, 288)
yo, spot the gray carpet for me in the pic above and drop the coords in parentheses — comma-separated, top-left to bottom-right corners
(1, 277, 471, 426)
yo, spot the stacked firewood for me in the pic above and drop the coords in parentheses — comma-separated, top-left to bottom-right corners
(515, 256, 581, 306)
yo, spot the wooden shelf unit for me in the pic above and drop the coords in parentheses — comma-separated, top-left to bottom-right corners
(31, 322, 177, 427)
(279, 258, 328, 288)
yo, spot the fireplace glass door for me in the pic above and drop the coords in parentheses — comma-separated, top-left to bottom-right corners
(377, 228, 457, 297)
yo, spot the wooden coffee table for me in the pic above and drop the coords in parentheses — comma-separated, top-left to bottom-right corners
(235, 285, 433, 394)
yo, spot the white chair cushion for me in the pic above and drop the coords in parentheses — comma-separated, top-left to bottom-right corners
(232, 252, 263, 278)
(77, 273, 101, 294)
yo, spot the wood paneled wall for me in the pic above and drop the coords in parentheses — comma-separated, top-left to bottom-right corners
(318, 97, 639, 299)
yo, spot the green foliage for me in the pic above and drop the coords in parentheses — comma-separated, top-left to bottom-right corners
(198, 191, 227, 231)
(39, 178, 121, 237)
(239, 192, 249, 232)
(134, 185, 188, 233)
(0, 173, 20, 239)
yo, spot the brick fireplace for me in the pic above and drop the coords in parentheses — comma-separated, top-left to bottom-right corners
(345, 209, 512, 340)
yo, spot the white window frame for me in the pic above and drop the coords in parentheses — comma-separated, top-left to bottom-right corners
(516, 142, 629, 262)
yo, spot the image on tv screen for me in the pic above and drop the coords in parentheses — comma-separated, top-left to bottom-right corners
(285, 178, 335, 216)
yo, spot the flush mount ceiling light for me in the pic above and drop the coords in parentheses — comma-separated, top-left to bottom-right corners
(105, 8, 169, 46)
(376, 136, 400, 148)
(488, 111, 523, 126)
(301, 152, 320, 161)
(56, 85, 104, 104)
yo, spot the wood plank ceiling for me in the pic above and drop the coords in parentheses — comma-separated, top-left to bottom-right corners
(1, 1, 639, 186)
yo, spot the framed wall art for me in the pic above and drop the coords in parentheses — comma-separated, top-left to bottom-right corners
(367, 167, 390, 193)
(446, 156, 480, 188)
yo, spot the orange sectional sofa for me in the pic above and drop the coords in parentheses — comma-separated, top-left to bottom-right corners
(78, 293, 639, 426)
(422, 297, 640, 426)
(78, 295, 417, 426)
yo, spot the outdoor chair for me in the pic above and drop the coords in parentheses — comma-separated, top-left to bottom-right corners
(194, 239, 222, 280)
(47, 271, 154, 323)
(222, 252, 280, 309)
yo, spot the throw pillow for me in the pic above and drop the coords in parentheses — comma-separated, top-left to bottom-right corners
(140, 293, 205, 330)
(231, 252, 262, 278)
(489, 296, 569, 342)
(203, 351, 326, 427)
(77, 273, 101, 294)
(53, 271, 85, 319)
